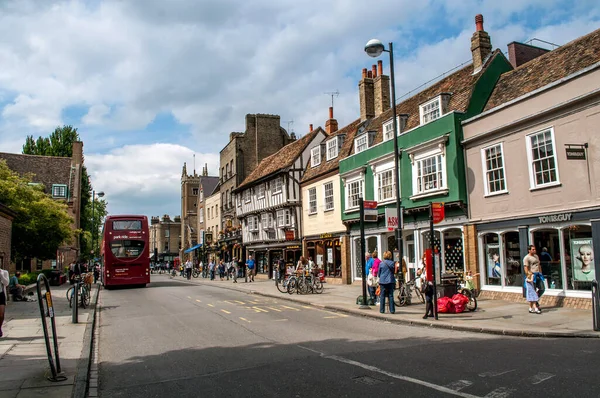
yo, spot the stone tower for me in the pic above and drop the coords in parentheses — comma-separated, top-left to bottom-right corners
(180, 162, 200, 258)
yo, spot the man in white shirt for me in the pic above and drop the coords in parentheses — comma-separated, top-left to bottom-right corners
(185, 259, 193, 279)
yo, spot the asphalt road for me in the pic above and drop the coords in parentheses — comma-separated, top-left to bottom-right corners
(97, 275, 600, 398)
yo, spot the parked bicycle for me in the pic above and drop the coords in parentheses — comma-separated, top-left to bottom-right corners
(66, 275, 91, 309)
(394, 279, 425, 307)
(286, 271, 323, 295)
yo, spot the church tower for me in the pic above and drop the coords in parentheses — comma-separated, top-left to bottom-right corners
(180, 162, 200, 259)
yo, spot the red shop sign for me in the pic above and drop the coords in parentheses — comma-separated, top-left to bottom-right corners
(432, 202, 445, 224)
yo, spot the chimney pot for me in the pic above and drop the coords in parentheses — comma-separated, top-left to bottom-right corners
(372, 65, 377, 78)
(377, 60, 383, 76)
(309, 124, 313, 132)
(475, 14, 484, 31)
(362, 68, 367, 78)
(367, 70, 373, 78)
(329, 106, 334, 119)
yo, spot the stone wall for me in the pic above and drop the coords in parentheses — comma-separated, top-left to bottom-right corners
(478, 290, 592, 310)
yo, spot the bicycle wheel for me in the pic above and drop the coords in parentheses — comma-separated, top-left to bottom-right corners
(67, 287, 74, 308)
(276, 277, 288, 293)
(414, 286, 425, 304)
(313, 278, 324, 294)
(462, 289, 477, 311)
(396, 286, 408, 307)
(287, 278, 297, 294)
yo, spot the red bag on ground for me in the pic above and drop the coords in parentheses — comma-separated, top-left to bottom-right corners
(451, 294, 469, 313)
(437, 297, 455, 313)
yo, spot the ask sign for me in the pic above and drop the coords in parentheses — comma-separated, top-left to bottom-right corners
(385, 208, 402, 231)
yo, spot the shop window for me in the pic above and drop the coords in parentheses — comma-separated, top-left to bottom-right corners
(421, 230, 441, 255)
(443, 229, 463, 273)
(482, 233, 501, 286)
(563, 225, 593, 291)
(387, 235, 397, 253)
(503, 231, 522, 287)
(367, 236, 379, 257)
(353, 237, 363, 279)
(532, 229, 562, 290)
(406, 233, 415, 265)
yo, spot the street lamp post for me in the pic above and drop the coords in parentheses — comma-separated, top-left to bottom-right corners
(365, 39, 403, 266)
(92, 190, 105, 262)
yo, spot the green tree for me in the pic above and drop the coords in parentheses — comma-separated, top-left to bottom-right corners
(0, 160, 74, 262)
(21, 125, 97, 259)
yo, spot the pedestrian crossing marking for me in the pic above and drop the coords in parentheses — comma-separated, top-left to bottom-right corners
(266, 307, 282, 312)
(221, 309, 231, 314)
(239, 317, 251, 323)
(207, 304, 214, 307)
(280, 305, 300, 311)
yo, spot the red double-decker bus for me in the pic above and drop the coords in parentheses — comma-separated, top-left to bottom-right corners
(100, 215, 150, 288)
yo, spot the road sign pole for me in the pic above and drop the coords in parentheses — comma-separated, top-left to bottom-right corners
(358, 198, 370, 309)
(430, 202, 438, 320)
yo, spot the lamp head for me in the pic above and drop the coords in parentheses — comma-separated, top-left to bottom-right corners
(97, 191, 105, 198)
(365, 39, 385, 58)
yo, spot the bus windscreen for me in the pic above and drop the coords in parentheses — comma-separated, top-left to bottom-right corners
(110, 239, 145, 258)
(113, 220, 143, 230)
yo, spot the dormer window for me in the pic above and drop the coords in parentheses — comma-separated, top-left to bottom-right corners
(52, 184, 67, 198)
(420, 97, 441, 124)
(354, 134, 369, 153)
(311, 146, 321, 167)
(383, 118, 398, 142)
(326, 137, 339, 160)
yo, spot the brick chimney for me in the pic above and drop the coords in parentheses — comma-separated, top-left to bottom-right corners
(471, 14, 492, 73)
(359, 67, 375, 121)
(309, 124, 313, 132)
(374, 60, 390, 117)
(325, 107, 338, 134)
(507, 41, 550, 68)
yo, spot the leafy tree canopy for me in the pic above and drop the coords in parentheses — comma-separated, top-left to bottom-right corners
(0, 160, 74, 261)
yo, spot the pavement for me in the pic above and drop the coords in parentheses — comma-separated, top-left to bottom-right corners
(1, 273, 598, 397)
(0, 281, 98, 398)
(183, 273, 600, 338)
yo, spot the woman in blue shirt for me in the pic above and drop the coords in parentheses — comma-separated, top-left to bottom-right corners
(377, 251, 397, 314)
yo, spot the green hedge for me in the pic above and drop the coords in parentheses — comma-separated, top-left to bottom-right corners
(18, 269, 64, 285)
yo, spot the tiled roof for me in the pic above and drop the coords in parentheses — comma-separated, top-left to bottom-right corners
(237, 128, 325, 191)
(301, 119, 361, 183)
(201, 176, 220, 197)
(484, 28, 600, 111)
(0, 152, 72, 195)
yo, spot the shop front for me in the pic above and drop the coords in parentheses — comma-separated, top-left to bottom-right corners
(246, 241, 301, 279)
(477, 208, 600, 306)
(348, 213, 468, 282)
(304, 232, 343, 281)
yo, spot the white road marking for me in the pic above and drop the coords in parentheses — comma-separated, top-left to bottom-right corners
(322, 354, 481, 398)
(207, 304, 214, 307)
(280, 305, 300, 311)
(239, 317, 251, 323)
(301, 305, 312, 309)
(445, 380, 473, 391)
(478, 370, 515, 378)
(221, 309, 231, 314)
(531, 372, 555, 385)
(484, 387, 516, 398)
(195, 299, 202, 303)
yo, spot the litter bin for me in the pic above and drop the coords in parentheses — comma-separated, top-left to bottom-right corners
(438, 273, 459, 298)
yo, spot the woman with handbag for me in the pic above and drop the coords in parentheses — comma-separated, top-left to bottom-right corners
(377, 251, 396, 314)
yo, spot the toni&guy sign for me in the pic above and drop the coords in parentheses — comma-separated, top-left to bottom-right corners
(538, 212, 572, 224)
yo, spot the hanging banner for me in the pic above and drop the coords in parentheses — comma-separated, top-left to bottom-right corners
(432, 202, 445, 224)
(385, 208, 402, 231)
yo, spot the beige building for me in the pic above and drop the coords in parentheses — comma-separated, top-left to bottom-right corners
(462, 29, 600, 308)
(204, 184, 221, 261)
(149, 215, 181, 264)
(300, 108, 359, 284)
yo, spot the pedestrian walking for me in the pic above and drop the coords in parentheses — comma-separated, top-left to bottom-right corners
(209, 259, 216, 281)
(218, 260, 225, 280)
(0, 265, 9, 337)
(525, 268, 541, 314)
(185, 259, 193, 280)
(93, 263, 100, 284)
(246, 255, 255, 282)
(372, 251, 381, 305)
(377, 251, 396, 314)
(365, 252, 375, 304)
(232, 257, 238, 283)
(524, 245, 544, 311)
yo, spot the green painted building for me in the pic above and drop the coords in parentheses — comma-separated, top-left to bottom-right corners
(337, 21, 512, 281)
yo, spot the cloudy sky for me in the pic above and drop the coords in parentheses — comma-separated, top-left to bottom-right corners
(0, 0, 599, 218)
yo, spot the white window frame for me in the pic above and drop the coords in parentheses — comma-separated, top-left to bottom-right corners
(199, 211, 204, 223)
(200, 190, 204, 202)
(276, 209, 291, 227)
(323, 182, 334, 212)
(52, 184, 67, 198)
(257, 184, 265, 199)
(354, 134, 368, 153)
(383, 117, 399, 142)
(272, 177, 283, 194)
(311, 146, 321, 167)
(244, 189, 251, 203)
(308, 187, 317, 215)
(419, 96, 442, 125)
(411, 146, 447, 198)
(345, 177, 364, 211)
(326, 137, 339, 161)
(481, 143, 508, 196)
(248, 216, 259, 231)
(525, 127, 560, 190)
(373, 161, 396, 203)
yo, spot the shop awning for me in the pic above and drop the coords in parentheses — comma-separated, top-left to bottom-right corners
(184, 243, 203, 253)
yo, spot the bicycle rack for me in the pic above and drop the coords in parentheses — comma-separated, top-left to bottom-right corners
(72, 281, 79, 324)
(36, 274, 68, 382)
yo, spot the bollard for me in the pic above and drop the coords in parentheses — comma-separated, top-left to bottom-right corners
(36, 274, 67, 382)
(72, 281, 78, 324)
(592, 280, 600, 331)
